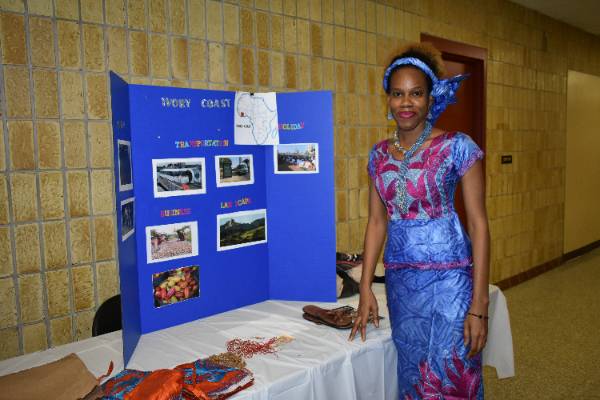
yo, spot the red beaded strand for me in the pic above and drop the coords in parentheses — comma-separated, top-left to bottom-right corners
(226, 336, 293, 359)
(226, 337, 278, 359)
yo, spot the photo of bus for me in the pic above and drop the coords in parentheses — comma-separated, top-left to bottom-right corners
(215, 154, 254, 187)
(152, 158, 206, 197)
(233, 163, 248, 176)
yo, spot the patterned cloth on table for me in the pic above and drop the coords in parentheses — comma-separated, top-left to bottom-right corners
(174, 359, 254, 400)
(368, 131, 484, 399)
(100, 359, 253, 400)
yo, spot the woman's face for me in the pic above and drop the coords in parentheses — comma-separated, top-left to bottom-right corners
(387, 66, 432, 132)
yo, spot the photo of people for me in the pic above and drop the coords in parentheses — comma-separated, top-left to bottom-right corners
(215, 154, 254, 187)
(118, 140, 133, 191)
(121, 197, 134, 241)
(152, 158, 206, 198)
(145, 221, 198, 263)
(152, 266, 199, 308)
(274, 143, 319, 174)
(217, 209, 267, 251)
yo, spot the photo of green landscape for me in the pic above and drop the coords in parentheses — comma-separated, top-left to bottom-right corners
(218, 210, 267, 250)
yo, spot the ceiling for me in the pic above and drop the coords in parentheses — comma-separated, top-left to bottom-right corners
(510, 0, 600, 36)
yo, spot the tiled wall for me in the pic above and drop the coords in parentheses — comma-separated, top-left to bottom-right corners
(1, 0, 599, 359)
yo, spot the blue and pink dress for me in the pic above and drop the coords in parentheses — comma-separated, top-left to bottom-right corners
(368, 131, 484, 400)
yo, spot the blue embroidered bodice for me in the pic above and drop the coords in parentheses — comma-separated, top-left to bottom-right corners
(367, 132, 483, 269)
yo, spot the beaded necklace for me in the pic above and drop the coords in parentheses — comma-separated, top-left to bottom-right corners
(393, 121, 433, 214)
(226, 335, 294, 359)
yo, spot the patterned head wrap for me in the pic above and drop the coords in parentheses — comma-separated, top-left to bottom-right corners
(382, 57, 468, 123)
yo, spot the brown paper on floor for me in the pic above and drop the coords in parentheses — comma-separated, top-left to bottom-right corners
(0, 353, 97, 400)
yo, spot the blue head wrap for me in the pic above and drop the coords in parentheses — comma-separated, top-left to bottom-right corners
(382, 57, 468, 123)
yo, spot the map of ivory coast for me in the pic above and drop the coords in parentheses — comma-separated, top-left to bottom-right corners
(234, 92, 279, 145)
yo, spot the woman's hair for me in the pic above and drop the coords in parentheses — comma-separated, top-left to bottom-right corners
(384, 42, 445, 94)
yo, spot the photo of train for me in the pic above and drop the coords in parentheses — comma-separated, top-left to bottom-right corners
(152, 158, 206, 197)
(157, 166, 202, 191)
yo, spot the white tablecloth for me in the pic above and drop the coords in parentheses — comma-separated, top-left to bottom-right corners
(0, 284, 513, 399)
(482, 284, 515, 378)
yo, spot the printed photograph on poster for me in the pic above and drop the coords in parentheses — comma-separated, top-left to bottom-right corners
(274, 143, 319, 174)
(121, 197, 135, 241)
(152, 266, 199, 308)
(146, 221, 199, 263)
(152, 158, 206, 198)
(234, 92, 279, 145)
(217, 209, 267, 251)
(215, 154, 254, 187)
(118, 140, 133, 191)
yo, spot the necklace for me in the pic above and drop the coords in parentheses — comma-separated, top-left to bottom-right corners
(394, 121, 433, 214)
(392, 123, 430, 156)
(392, 131, 408, 154)
(226, 335, 294, 359)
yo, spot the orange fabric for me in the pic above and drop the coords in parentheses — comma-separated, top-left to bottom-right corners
(124, 369, 184, 400)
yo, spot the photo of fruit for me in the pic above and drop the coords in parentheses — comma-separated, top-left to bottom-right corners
(152, 266, 199, 308)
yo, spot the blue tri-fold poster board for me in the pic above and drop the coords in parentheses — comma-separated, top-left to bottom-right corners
(110, 73, 336, 365)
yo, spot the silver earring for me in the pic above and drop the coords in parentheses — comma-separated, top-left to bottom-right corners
(387, 110, 393, 120)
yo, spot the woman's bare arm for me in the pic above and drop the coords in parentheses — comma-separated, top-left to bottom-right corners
(460, 159, 490, 357)
(349, 180, 388, 341)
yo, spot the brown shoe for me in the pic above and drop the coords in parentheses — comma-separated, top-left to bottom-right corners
(302, 305, 355, 329)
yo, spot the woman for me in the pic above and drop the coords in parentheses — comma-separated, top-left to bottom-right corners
(349, 43, 490, 399)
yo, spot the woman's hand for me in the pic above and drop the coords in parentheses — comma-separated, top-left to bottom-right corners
(349, 287, 379, 342)
(464, 308, 488, 358)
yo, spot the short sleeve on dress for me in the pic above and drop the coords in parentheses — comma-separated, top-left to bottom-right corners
(453, 133, 484, 177)
(367, 142, 381, 179)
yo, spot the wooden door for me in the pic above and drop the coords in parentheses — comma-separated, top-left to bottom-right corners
(421, 35, 487, 226)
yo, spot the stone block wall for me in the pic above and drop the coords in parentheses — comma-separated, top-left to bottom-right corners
(1, 0, 599, 359)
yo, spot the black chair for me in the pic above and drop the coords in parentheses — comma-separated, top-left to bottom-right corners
(92, 295, 122, 336)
